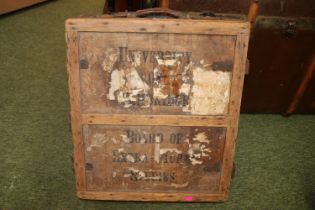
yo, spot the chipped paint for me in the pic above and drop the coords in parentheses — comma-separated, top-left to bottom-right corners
(181, 62, 192, 111)
(154, 143, 160, 163)
(139, 154, 147, 162)
(102, 48, 118, 72)
(160, 148, 183, 155)
(117, 89, 142, 108)
(107, 67, 150, 108)
(127, 51, 142, 67)
(179, 83, 191, 95)
(140, 137, 146, 144)
(140, 131, 149, 144)
(182, 61, 192, 83)
(153, 68, 160, 85)
(107, 69, 125, 100)
(106, 50, 231, 115)
(146, 176, 162, 180)
(126, 154, 135, 163)
(200, 144, 211, 157)
(189, 156, 203, 165)
(86, 133, 108, 152)
(187, 142, 203, 165)
(120, 134, 131, 143)
(170, 182, 189, 188)
(125, 68, 149, 91)
(188, 66, 230, 115)
(127, 168, 166, 181)
(118, 148, 124, 152)
(123, 174, 131, 178)
(156, 57, 177, 66)
(128, 167, 146, 179)
(153, 87, 168, 99)
(117, 67, 150, 107)
(186, 132, 212, 165)
(155, 135, 163, 143)
(153, 64, 183, 99)
(111, 137, 118, 144)
(193, 132, 210, 143)
(160, 64, 181, 96)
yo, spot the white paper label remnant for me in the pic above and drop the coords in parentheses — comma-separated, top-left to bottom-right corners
(105, 47, 231, 115)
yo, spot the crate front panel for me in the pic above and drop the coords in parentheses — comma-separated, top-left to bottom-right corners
(78, 32, 236, 116)
(83, 124, 226, 192)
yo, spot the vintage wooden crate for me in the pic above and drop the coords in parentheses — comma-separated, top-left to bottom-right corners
(65, 9, 250, 202)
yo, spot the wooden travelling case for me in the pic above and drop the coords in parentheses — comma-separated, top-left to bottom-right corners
(65, 8, 250, 202)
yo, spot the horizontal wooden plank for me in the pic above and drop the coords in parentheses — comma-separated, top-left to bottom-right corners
(77, 191, 227, 202)
(65, 18, 250, 35)
(81, 114, 229, 127)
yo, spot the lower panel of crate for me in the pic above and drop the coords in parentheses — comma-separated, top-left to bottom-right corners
(81, 124, 227, 200)
(77, 191, 228, 202)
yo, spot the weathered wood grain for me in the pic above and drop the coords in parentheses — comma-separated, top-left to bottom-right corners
(77, 191, 227, 202)
(65, 31, 86, 191)
(219, 33, 250, 193)
(78, 32, 236, 115)
(81, 114, 229, 127)
(83, 125, 226, 192)
(66, 18, 249, 35)
(66, 16, 250, 202)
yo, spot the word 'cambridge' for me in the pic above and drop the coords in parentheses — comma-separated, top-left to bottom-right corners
(119, 47, 192, 63)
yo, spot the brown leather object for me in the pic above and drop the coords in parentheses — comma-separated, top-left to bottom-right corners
(169, 0, 315, 18)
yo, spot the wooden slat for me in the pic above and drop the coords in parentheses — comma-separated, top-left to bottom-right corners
(65, 18, 250, 35)
(65, 31, 86, 191)
(219, 33, 250, 193)
(81, 114, 229, 127)
(77, 191, 227, 202)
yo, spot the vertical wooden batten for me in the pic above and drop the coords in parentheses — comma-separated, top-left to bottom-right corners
(65, 31, 86, 192)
